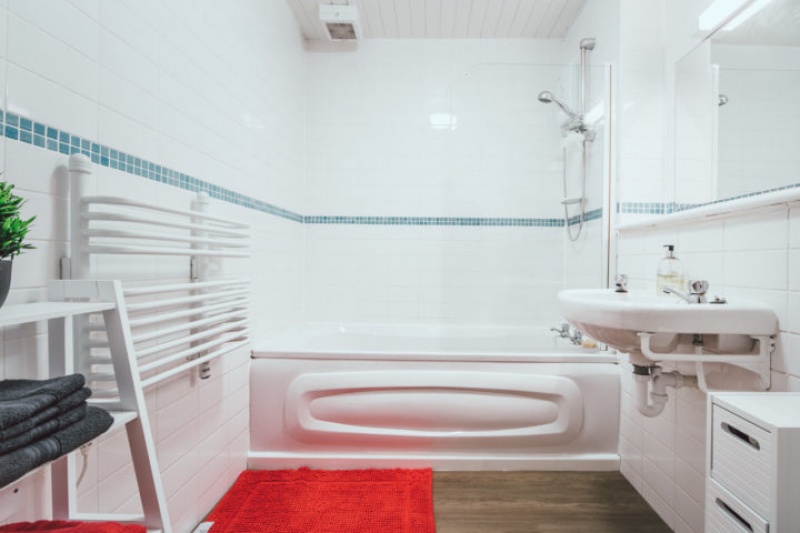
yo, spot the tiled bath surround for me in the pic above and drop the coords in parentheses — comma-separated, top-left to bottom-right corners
(303, 38, 608, 324)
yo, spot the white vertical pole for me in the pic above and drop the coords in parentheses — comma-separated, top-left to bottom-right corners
(191, 192, 212, 379)
(63, 155, 93, 522)
(67, 154, 93, 280)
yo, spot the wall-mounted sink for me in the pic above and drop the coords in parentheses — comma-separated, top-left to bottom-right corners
(557, 289, 779, 355)
(559, 288, 780, 414)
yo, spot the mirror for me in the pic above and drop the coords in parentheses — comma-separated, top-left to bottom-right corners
(674, 0, 800, 206)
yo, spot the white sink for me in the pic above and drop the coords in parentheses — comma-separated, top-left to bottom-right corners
(557, 289, 779, 354)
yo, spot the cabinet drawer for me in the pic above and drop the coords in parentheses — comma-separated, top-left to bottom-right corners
(707, 479, 769, 533)
(711, 405, 773, 518)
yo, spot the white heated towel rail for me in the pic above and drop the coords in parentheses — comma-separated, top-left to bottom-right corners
(65, 153, 251, 390)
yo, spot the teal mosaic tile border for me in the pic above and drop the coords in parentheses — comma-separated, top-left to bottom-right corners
(566, 208, 602, 226)
(617, 202, 694, 215)
(618, 180, 800, 216)
(1, 109, 304, 223)
(304, 216, 565, 227)
(1, 110, 601, 228)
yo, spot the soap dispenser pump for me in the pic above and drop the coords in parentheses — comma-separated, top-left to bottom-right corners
(656, 244, 684, 296)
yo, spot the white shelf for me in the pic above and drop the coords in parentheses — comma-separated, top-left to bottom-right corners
(107, 410, 139, 433)
(0, 280, 171, 531)
(2, 411, 138, 490)
(0, 302, 115, 327)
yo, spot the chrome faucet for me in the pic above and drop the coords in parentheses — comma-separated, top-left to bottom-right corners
(614, 274, 629, 293)
(663, 279, 709, 304)
(551, 323, 583, 345)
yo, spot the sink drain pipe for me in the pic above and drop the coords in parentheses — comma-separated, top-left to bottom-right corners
(632, 364, 697, 417)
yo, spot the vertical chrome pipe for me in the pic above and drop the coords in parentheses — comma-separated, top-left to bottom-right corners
(579, 38, 595, 115)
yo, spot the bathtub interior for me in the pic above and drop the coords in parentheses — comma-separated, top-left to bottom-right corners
(255, 322, 612, 359)
(248, 323, 621, 471)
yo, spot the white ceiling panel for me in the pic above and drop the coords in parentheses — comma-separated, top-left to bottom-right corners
(286, 0, 587, 40)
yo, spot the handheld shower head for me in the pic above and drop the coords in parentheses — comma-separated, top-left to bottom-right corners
(538, 90, 594, 140)
(537, 90, 554, 103)
(537, 90, 579, 119)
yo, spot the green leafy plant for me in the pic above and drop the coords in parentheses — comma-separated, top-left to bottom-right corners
(0, 179, 35, 260)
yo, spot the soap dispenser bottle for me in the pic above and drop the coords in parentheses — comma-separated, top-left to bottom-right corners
(656, 244, 684, 296)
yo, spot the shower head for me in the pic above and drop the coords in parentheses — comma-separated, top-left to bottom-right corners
(537, 90, 579, 119)
(537, 90, 554, 103)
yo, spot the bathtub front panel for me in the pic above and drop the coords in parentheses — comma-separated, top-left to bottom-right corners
(249, 357, 620, 468)
(286, 371, 582, 448)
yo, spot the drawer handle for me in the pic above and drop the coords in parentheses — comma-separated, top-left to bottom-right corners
(716, 498, 753, 532)
(721, 422, 760, 450)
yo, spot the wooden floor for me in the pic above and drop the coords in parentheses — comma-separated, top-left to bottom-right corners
(433, 472, 672, 533)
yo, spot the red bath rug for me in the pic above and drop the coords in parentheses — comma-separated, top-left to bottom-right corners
(206, 468, 435, 533)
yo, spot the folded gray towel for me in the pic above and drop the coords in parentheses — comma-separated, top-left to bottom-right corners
(0, 375, 86, 430)
(0, 406, 113, 488)
(0, 403, 87, 454)
(0, 374, 85, 401)
(0, 387, 91, 441)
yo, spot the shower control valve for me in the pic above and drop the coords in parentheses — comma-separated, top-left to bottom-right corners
(614, 274, 629, 293)
(551, 323, 583, 345)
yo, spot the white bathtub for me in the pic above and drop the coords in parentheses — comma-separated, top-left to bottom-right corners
(249, 323, 621, 471)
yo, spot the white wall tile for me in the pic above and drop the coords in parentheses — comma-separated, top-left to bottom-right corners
(723, 208, 789, 252)
(7, 13, 98, 100)
(99, 68, 159, 127)
(98, 28, 158, 95)
(99, 1, 159, 63)
(788, 292, 800, 334)
(789, 204, 800, 248)
(6, 64, 98, 138)
(724, 250, 787, 290)
(0, 1, 306, 531)
(65, 0, 99, 19)
(8, 0, 99, 60)
(0, 5, 7, 62)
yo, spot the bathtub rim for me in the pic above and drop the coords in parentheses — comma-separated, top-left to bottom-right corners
(253, 322, 618, 363)
(252, 349, 618, 364)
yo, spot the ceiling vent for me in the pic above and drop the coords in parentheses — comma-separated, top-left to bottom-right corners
(319, 4, 362, 41)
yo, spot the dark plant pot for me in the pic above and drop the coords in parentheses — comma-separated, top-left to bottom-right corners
(0, 260, 11, 308)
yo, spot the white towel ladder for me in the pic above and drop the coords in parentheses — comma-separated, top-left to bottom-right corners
(49, 279, 172, 533)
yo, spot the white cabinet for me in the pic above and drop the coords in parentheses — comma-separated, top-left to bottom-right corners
(707, 393, 800, 532)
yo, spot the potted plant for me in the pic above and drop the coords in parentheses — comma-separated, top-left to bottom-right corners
(0, 179, 35, 307)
